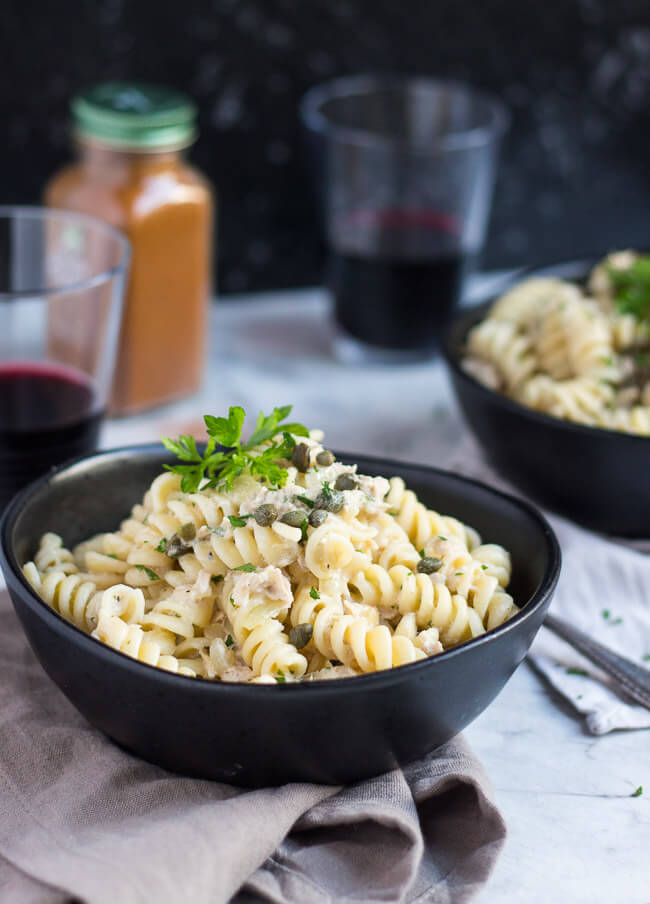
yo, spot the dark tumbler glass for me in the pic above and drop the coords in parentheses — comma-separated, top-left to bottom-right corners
(301, 76, 509, 362)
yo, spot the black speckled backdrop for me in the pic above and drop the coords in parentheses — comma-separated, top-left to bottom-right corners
(3, 0, 650, 293)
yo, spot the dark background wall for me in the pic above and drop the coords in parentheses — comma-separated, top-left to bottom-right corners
(3, 0, 650, 293)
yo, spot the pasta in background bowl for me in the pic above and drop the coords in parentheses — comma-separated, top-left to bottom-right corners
(443, 254, 650, 537)
(0, 429, 559, 785)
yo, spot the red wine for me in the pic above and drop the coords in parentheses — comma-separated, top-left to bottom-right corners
(0, 362, 103, 508)
(329, 208, 472, 351)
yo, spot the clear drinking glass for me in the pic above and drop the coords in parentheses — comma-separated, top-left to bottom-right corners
(301, 75, 509, 362)
(0, 207, 129, 508)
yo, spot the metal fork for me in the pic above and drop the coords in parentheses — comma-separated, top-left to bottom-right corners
(544, 613, 650, 711)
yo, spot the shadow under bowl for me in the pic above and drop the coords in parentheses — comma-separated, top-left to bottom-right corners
(0, 445, 560, 786)
(443, 258, 650, 538)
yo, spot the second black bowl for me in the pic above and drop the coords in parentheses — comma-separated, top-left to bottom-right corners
(0, 446, 559, 786)
(443, 260, 650, 537)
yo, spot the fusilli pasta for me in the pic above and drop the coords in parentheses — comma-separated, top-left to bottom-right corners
(22, 424, 518, 682)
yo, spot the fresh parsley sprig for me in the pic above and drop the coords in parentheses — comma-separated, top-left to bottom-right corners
(606, 256, 650, 321)
(162, 405, 309, 494)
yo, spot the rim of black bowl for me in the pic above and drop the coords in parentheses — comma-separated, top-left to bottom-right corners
(0, 444, 561, 692)
(444, 257, 650, 444)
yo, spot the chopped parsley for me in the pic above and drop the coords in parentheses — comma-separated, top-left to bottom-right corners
(225, 634, 234, 648)
(275, 670, 286, 683)
(631, 785, 643, 798)
(211, 575, 224, 584)
(438, 535, 448, 541)
(419, 549, 425, 558)
(309, 586, 320, 600)
(107, 553, 118, 560)
(602, 609, 610, 619)
(481, 564, 488, 570)
(300, 518, 309, 542)
(156, 538, 167, 553)
(320, 480, 333, 501)
(566, 667, 589, 677)
(228, 514, 252, 528)
(234, 563, 255, 573)
(135, 565, 159, 581)
(229, 595, 238, 608)
(294, 494, 314, 508)
(643, 654, 650, 662)
(602, 610, 623, 625)
(162, 405, 310, 493)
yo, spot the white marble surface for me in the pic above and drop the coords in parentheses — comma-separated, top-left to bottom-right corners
(101, 283, 648, 903)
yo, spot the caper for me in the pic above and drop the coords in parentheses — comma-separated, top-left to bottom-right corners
(314, 490, 344, 513)
(179, 521, 196, 542)
(316, 449, 335, 466)
(165, 534, 193, 559)
(334, 474, 358, 491)
(308, 508, 328, 528)
(253, 503, 278, 526)
(291, 442, 311, 473)
(417, 556, 443, 575)
(280, 510, 306, 529)
(289, 623, 313, 649)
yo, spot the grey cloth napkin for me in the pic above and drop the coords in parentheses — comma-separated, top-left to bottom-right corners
(0, 590, 506, 904)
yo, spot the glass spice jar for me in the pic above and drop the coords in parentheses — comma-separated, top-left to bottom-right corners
(45, 82, 214, 414)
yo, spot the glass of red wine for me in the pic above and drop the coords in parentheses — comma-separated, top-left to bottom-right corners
(301, 76, 509, 362)
(0, 207, 129, 509)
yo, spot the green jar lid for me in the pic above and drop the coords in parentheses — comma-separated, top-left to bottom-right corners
(72, 82, 197, 150)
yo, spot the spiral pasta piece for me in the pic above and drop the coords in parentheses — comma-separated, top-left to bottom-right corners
(26, 568, 102, 631)
(385, 478, 473, 550)
(93, 612, 198, 676)
(466, 319, 537, 391)
(472, 543, 512, 588)
(34, 533, 78, 575)
(221, 567, 307, 679)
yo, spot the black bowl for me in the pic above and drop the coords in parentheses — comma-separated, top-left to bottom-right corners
(0, 445, 559, 787)
(443, 259, 650, 538)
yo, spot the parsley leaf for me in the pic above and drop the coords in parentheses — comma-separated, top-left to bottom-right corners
(320, 480, 333, 501)
(211, 574, 224, 584)
(156, 538, 167, 553)
(225, 634, 234, 648)
(294, 494, 314, 509)
(631, 785, 643, 797)
(643, 654, 650, 662)
(162, 405, 309, 494)
(204, 406, 245, 447)
(300, 518, 309, 543)
(606, 256, 650, 321)
(566, 667, 589, 677)
(135, 565, 160, 581)
(228, 514, 252, 528)
(309, 586, 320, 600)
(275, 670, 286, 683)
(234, 563, 256, 573)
